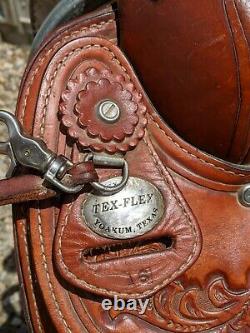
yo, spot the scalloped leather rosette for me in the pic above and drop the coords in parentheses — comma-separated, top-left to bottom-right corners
(59, 66, 147, 153)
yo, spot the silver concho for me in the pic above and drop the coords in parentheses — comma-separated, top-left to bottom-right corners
(82, 177, 165, 239)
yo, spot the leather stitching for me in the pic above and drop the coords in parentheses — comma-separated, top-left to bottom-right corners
(39, 44, 130, 135)
(34, 40, 199, 297)
(20, 15, 245, 178)
(37, 207, 72, 333)
(31, 20, 115, 333)
(22, 223, 43, 333)
(56, 134, 199, 298)
(20, 17, 247, 178)
(148, 113, 246, 177)
(20, 19, 115, 123)
(227, 0, 250, 162)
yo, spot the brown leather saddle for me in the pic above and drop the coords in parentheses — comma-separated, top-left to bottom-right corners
(1, 1, 250, 332)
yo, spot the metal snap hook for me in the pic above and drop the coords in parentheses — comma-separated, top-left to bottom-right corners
(85, 153, 129, 195)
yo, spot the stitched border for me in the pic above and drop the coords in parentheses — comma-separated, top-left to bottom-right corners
(148, 113, 247, 177)
(20, 19, 115, 333)
(20, 15, 246, 178)
(22, 223, 43, 333)
(21, 16, 248, 177)
(20, 19, 115, 123)
(39, 44, 129, 136)
(32, 39, 200, 297)
(56, 134, 199, 298)
(37, 207, 72, 333)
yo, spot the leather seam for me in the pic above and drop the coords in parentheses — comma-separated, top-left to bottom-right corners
(56, 136, 199, 298)
(148, 114, 246, 177)
(20, 18, 115, 123)
(35, 39, 199, 297)
(22, 16, 245, 178)
(143, 134, 200, 272)
(79, 298, 102, 333)
(230, 0, 250, 163)
(21, 17, 247, 176)
(2, 188, 48, 205)
(223, 0, 242, 158)
(31, 18, 114, 332)
(39, 43, 130, 136)
(22, 222, 43, 333)
(37, 207, 72, 333)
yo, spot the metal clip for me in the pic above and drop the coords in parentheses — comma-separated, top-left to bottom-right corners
(0, 110, 83, 193)
(85, 153, 129, 195)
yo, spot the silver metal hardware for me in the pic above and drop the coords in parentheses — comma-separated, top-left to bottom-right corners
(238, 184, 250, 207)
(44, 156, 83, 194)
(85, 153, 129, 195)
(0, 110, 84, 193)
(0, 110, 130, 195)
(97, 100, 120, 123)
(82, 177, 165, 239)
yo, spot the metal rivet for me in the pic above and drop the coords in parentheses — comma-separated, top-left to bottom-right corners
(24, 149, 31, 157)
(238, 185, 250, 207)
(97, 100, 120, 123)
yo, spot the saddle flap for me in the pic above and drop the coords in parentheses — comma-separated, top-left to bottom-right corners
(17, 20, 201, 300)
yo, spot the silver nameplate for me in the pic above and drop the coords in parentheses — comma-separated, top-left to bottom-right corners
(82, 177, 165, 239)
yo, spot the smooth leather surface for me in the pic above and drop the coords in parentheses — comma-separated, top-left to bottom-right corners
(0, 175, 56, 205)
(30, 0, 250, 164)
(0, 161, 98, 206)
(11, 2, 250, 333)
(117, 0, 250, 164)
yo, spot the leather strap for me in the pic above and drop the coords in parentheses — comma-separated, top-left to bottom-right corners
(0, 175, 56, 206)
(13, 4, 250, 332)
(0, 161, 98, 206)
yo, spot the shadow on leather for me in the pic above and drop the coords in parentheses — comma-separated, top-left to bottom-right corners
(0, 250, 27, 333)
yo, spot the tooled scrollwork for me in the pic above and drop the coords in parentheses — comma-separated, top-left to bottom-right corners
(104, 276, 250, 332)
(153, 276, 250, 332)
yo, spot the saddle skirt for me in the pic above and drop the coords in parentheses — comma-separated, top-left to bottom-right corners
(11, 3, 250, 333)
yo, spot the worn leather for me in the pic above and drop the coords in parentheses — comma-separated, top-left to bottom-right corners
(30, 0, 250, 164)
(117, 0, 250, 165)
(0, 161, 98, 206)
(10, 2, 250, 333)
(0, 175, 56, 206)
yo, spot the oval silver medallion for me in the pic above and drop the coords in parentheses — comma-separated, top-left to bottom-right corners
(82, 177, 165, 239)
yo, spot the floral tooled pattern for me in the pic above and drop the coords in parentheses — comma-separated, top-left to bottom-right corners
(104, 276, 250, 332)
(59, 67, 147, 153)
(153, 277, 250, 332)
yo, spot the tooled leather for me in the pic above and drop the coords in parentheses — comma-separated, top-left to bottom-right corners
(18, 14, 116, 132)
(13, 5, 250, 333)
(95, 276, 250, 332)
(59, 67, 147, 153)
(14, 9, 118, 333)
(54, 134, 201, 298)
(19, 27, 201, 299)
